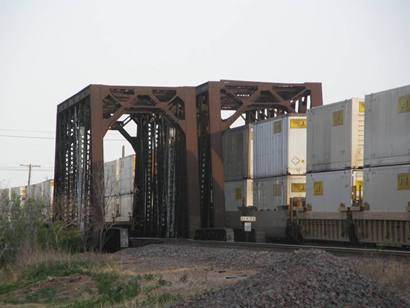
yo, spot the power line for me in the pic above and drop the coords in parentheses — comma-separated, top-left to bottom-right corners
(0, 134, 54, 140)
(0, 128, 53, 133)
(0, 134, 126, 141)
(0, 168, 53, 172)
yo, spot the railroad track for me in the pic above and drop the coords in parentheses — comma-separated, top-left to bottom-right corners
(129, 237, 410, 258)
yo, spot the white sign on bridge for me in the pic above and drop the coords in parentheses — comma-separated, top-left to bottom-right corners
(240, 216, 256, 222)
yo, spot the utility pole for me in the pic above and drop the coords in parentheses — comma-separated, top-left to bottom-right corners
(20, 163, 41, 198)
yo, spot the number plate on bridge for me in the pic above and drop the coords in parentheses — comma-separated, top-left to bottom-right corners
(240, 216, 256, 222)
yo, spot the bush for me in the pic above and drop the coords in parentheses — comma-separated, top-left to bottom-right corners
(37, 223, 83, 253)
(0, 195, 83, 266)
(0, 195, 43, 265)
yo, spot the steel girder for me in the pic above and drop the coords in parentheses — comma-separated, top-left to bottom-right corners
(54, 81, 322, 239)
(196, 80, 322, 230)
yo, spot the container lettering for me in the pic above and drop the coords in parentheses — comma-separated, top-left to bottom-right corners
(273, 121, 282, 134)
(291, 183, 306, 192)
(235, 187, 242, 200)
(397, 173, 410, 190)
(398, 96, 410, 113)
(313, 181, 324, 196)
(290, 119, 307, 128)
(332, 110, 344, 126)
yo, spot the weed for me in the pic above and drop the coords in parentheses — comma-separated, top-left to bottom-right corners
(143, 273, 157, 281)
(143, 292, 181, 306)
(157, 277, 170, 287)
(23, 260, 90, 283)
(24, 287, 58, 303)
(92, 271, 140, 304)
(179, 273, 188, 283)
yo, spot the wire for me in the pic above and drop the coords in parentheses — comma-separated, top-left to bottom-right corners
(0, 128, 53, 133)
(0, 134, 54, 140)
(0, 168, 53, 172)
(0, 134, 125, 141)
(0, 166, 53, 171)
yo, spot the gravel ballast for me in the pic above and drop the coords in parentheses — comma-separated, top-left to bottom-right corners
(118, 243, 409, 307)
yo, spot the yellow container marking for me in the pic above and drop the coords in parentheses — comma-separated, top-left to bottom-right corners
(273, 183, 281, 196)
(313, 181, 324, 196)
(290, 119, 307, 129)
(273, 121, 282, 134)
(291, 183, 306, 192)
(359, 101, 365, 113)
(235, 187, 242, 200)
(355, 180, 363, 191)
(332, 110, 344, 127)
(397, 173, 410, 190)
(398, 96, 410, 113)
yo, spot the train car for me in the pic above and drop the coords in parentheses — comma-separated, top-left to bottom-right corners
(296, 87, 410, 247)
(104, 155, 136, 225)
(0, 180, 53, 218)
(224, 115, 308, 242)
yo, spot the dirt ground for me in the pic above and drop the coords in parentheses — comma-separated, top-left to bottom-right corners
(113, 246, 258, 300)
(1, 243, 409, 307)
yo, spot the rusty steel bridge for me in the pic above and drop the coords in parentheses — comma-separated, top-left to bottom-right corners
(53, 80, 323, 240)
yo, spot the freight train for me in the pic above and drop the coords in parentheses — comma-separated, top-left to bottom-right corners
(223, 85, 410, 247)
(1, 84, 409, 248)
(0, 179, 54, 218)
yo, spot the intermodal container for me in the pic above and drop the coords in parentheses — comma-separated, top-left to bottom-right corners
(224, 179, 254, 211)
(307, 98, 365, 172)
(363, 164, 410, 212)
(253, 175, 306, 210)
(253, 115, 307, 178)
(364, 85, 410, 167)
(306, 169, 363, 212)
(222, 125, 253, 181)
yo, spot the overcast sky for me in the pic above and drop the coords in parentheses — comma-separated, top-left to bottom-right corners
(0, 0, 409, 188)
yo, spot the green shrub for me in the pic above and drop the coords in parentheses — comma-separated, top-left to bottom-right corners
(37, 223, 83, 253)
(0, 195, 84, 266)
(0, 196, 45, 265)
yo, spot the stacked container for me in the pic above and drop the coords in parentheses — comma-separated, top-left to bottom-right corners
(104, 154, 135, 223)
(222, 125, 254, 211)
(253, 115, 308, 211)
(362, 85, 410, 215)
(306, 98, 365, 212)
(222, 115, 307, 240)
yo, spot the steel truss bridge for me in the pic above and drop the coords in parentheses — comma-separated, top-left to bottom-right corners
(53, 80, 322, 239)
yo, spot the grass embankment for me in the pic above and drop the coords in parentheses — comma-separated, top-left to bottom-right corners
(0, 250, 180, 307)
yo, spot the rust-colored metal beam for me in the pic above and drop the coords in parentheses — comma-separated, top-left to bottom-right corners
(54, 80, 323, 241)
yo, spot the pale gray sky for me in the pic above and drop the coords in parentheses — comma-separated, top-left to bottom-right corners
(0, 0, 409, 188)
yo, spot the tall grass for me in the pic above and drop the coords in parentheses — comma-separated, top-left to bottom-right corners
(0, 194, 83, 267)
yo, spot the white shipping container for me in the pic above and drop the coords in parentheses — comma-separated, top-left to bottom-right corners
(104, 155, 135, 223)
(222, 125, 253, 181)
(253, 175, 306, 210)
(363, 164, 410, 212)
(364, 85, 410, 167)
(119, 155, 135, 195)
(105, 193, 133, 223)
(104, 159, 120, 196)
(0, 188, 8, 201)
(224, 179, 253, 211)
(306, 169, 363, 212)
(307, 98, 365, 172)
(104, 155, 135, 196)
(253, 115, 307, 178)
(29, 180, 54, 208)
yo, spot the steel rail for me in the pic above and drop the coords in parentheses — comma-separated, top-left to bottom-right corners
(129, 237, 410, 258)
